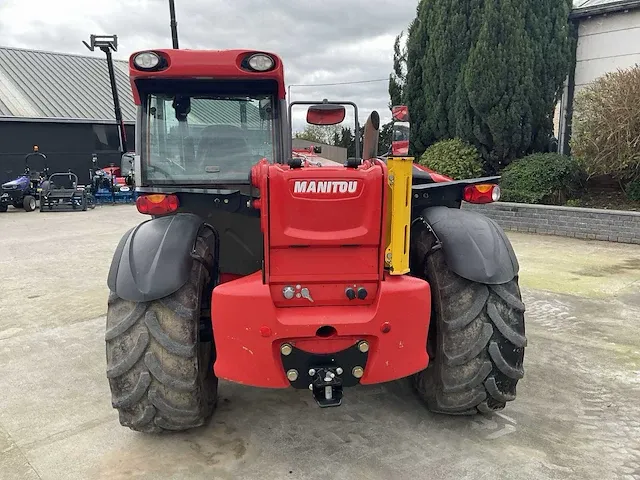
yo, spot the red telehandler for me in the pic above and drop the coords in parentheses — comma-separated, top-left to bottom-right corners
(104, 46, 526, 433)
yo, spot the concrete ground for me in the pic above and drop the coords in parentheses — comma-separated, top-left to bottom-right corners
(0, 204, 639, 480)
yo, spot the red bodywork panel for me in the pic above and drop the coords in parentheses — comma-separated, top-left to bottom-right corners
(251, 159, 386, 307)
(211, 159, 432, 388)
(128, 49, 287, 103)
(218, 273, 244, 285)
(413, 163, 452, 183)
(212, 272, 431, 387)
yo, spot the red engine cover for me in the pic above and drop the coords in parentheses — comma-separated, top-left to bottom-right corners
(211, 160, 432, 388)
(252, 160, 388, 307)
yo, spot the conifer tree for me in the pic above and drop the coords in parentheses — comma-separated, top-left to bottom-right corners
(402, 0, 432, 154)
(463, 0, 534, 171)
(394, 0, 573, 169)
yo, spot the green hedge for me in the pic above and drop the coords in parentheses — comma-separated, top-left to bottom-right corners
(499, 153, 584, 205)
(626, 180, 640, 201)
(418, 138, 483, 180)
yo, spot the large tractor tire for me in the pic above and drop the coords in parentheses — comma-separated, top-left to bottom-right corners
(410, 224, 527, 415)
(105, 231, 218, 432)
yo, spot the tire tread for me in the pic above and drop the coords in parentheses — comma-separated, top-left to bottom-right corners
(144, 310, 196, 358)
(105, 231, 217, 432)
(411, 226, 526, 415)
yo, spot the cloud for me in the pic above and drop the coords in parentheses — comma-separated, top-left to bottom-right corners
(0, 0, 419, 132)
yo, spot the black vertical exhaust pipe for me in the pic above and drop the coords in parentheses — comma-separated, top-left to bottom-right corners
(362, 110, 380, 160)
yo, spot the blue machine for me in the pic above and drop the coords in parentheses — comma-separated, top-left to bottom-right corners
(0, 147, 49, 212)
(89, 153, 138, 205)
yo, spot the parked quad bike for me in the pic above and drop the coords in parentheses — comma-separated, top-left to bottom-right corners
(104, 48, 526, 433)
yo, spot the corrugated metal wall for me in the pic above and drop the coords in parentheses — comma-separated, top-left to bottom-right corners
(0, 46, 262, 125)
(0, 122, 133, 184)
(0, 47, 136, 122)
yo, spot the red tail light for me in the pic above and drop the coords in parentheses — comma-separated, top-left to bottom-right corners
(463, 184, 500, 204)
(136, 194, 179, 215)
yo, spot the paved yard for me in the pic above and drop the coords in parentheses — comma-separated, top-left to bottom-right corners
(0, 205, 639, 480)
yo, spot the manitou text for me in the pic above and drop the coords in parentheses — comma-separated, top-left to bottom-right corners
(292, 180, 359, 195)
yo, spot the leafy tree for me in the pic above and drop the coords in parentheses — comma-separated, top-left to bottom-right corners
(294, 125, 325, 144)
(337, 127, 355, 157)
(332, 130, 340, 147)
(295, 121, 390, 159)
(294, 125, 342, 145)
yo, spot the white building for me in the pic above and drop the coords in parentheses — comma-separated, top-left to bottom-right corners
(557, 0, 640, 153)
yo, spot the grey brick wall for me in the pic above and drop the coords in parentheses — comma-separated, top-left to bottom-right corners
(461, 202, 640, 245)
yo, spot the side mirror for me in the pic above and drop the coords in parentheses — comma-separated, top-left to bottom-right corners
(313, 146, 322, 154)
(307, 104, 346, 126)
(391, 105, 410, 156)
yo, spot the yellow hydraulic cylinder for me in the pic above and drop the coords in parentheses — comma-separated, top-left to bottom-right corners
(384, 156, 413, 275)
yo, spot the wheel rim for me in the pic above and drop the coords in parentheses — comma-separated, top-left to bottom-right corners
(29, 198, 36, 210)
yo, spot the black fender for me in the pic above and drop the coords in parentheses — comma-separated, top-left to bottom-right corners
(418, 206, 519, 285)
(107, 213, 208, 303)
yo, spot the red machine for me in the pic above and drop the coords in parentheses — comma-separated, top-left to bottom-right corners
(105, 46, 526, 432)
(211, 159, 431, 395)
(98, 165, 129, 186)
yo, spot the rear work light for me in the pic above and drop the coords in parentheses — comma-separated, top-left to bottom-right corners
(243, 53, 275, 72)
(133, 51, 162, 70)
(136, 194, 179, 215)
(463, 184, 501, 204)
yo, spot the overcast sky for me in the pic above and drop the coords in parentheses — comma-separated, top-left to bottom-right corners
(0, 0, 418, 132)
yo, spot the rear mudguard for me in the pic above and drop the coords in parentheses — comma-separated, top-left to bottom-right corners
(418, 206, 519, 285)
(107, 213, 207, 302)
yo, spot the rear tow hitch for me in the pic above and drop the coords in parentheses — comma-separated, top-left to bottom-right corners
(279, 340, 369, 408)
(309, 367, 343, 407)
